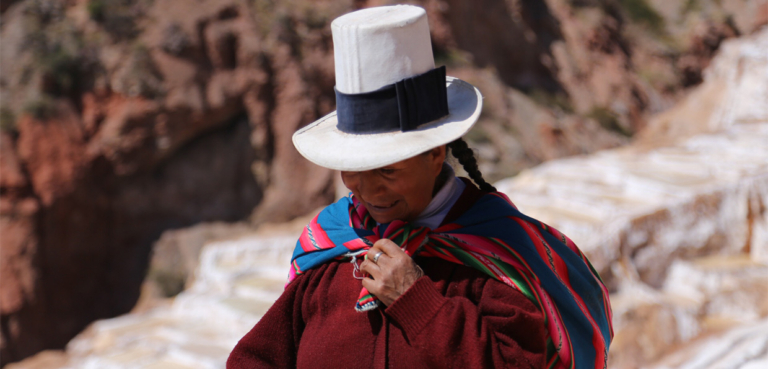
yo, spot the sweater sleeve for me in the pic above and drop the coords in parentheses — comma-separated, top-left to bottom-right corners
(226, 274, 308, 369)
(384, 275, 547, 369)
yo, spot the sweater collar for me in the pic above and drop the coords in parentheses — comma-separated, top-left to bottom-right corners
(410, 164, 465, 229)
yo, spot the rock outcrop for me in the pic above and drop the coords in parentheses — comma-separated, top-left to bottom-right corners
(2, 0, 766, 365)
(1, 0, 338, 362)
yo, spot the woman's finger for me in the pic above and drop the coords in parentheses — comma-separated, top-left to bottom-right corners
(359, 258, 382, 280)
(366, 242, 396, 266)
(360, 274, 379, 294)
(373, 238, 404, 256)
(365, 243, 384, 261)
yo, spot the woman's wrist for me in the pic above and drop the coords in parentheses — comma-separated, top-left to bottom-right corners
(384, 275, 447, 337)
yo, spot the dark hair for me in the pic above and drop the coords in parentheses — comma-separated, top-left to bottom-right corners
(447, 138, 497, 193)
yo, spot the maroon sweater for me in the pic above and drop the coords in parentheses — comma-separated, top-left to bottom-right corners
(228, 182, 547, 368)
(227, 256, 547, 368)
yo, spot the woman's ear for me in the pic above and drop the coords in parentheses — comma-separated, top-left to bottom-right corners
(429, 146, 447, 176)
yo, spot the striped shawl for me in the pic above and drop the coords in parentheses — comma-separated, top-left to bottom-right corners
(288, 186, 613, 369)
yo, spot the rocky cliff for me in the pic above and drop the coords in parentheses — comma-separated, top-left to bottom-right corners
(2, 0, 767, 365)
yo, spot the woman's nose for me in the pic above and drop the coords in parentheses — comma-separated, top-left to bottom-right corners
(357, 171, 385, 197)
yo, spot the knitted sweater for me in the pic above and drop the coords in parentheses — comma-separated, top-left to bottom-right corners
(227, 256, 547, 368)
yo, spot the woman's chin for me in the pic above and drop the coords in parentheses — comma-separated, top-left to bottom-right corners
(367, 211, 399, 224)
(366, 206, 408, 224)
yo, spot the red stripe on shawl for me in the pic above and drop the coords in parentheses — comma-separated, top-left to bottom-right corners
(489, 192, 518, 209)
(403, 231, 428, 255)
(310, 217, 335, 249)
(298, 227, 314, 252)
(600, 281, 614, 339)
(357, 290, 376, 305)
(469, 250, 514, 286)
(383, 227, 405, 241)
(534, 282, 573, 367)
(546, 353, 561, 369)
(421, 238, 468, 265)
(353, 201, 368, 225)
(511, 218, 608, 368)
(511, 217, 572, 287)
(287, 260, 303, 285)
(546, 222, 614, 340)
(541, 222, 580, 255)
(419, 248, 464, 265)
(343, 238, 372, 251)
(486, 237, 539, 280)
(448, 234, 519, 261)
(298, 217, 334, 252)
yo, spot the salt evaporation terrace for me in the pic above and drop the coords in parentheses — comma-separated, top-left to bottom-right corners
(9, 28, 768, 369)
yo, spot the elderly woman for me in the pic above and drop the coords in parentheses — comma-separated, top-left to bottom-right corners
(228, 5, 612, 369)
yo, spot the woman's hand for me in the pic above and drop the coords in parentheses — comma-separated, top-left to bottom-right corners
(359, 239, 424, 306)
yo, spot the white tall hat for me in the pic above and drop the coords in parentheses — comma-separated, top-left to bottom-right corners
(292, 5, 483, 171)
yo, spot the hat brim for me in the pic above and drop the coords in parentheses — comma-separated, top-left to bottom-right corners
(292, 76, 482, 171)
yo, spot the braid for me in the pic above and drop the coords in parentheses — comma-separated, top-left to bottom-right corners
(447, 138, 497, 192)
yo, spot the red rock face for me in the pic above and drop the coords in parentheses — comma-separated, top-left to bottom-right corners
(0, 103, 268, 362)
(1, 0, 764, 364)
(0, 0, 337, 362)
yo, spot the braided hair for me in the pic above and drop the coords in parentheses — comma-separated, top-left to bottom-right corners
(447, 138, 497, 193)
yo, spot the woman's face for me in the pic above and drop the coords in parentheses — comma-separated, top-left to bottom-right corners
(341, 146, 446, 224)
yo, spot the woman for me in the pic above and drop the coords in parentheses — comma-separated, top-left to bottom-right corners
(228, 5, 612, 369)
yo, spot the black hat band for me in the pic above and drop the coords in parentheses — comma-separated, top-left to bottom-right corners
(335, 66, 449, 133)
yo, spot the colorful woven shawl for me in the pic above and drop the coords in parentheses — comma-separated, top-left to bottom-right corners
(288, 188, 613, 369)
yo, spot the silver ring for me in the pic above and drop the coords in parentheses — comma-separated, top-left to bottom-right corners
(372, 251, 384, 264)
